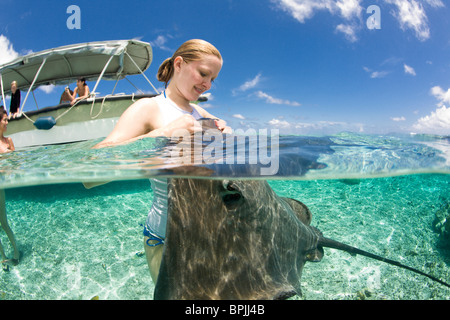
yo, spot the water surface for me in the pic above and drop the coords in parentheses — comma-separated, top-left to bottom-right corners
(0, 133, 449, 299)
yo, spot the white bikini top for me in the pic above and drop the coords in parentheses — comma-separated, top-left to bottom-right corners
(155, 91, 203, 126)
(146, 92, 203, 238)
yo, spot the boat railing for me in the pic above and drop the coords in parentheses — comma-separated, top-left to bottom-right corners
(8, 93, 156, 120)
(8, 50, 159, 130)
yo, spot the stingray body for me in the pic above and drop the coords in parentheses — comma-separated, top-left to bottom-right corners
(155, 179, 321, 299)
(154, 178, 449, 300)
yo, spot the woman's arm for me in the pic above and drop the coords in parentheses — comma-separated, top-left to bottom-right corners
(93, 98, 157, 148)
(66, 87, 77, 101)
(78, 85, 90, 100)
(93, 98, 203, 149)
(7, 138, 15, 152)
(70, 86, 91, 105)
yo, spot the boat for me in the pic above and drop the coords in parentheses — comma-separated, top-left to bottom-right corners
(0, 39, 159, 149)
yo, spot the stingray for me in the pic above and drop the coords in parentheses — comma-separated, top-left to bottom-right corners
(154, 178, 450, 299)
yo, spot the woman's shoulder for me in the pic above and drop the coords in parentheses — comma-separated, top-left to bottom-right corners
(120, 96, 162, 124)
(132, 96, 160, 111)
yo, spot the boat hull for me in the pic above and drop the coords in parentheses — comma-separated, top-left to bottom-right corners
(8, 94, 156, 148)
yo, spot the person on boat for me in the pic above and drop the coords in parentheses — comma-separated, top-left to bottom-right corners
(9, 81, 21, 119)
(0, 108, 19, 271)
(91, 39, 231, 283)
(65, 77, 90, 105)
(60, 87, 74, 104)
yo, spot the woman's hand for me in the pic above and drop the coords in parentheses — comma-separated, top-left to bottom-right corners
(214, 119, 232, 134)
(158, 114, 203, 137)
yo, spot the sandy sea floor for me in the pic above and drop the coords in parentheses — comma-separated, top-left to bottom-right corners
(0, 174, 449, 300)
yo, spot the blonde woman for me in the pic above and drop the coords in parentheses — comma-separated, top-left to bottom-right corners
(94, 39, 231, 283)
(9, 81, 20, 119)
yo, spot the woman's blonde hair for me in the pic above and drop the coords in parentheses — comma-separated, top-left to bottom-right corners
(157, 39, 222, 88)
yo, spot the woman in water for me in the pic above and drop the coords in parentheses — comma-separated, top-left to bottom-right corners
(0, 108, 14, 153)
(93, 39, 231, 283)
(0, 108, 19, 270)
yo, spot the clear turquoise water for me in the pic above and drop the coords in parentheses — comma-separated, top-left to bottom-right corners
(0, 133, 449, 300)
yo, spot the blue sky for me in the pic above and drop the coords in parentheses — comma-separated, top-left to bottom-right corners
(1, 0, 449, 135)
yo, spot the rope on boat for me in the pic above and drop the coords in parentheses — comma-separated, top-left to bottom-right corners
(20, 111, 35, 123)
(17, 50, 160, 129)
(54, 96, 87, 121)
(90, 94, 106, 119)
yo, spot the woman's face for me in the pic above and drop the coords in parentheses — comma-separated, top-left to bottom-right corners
(0, 114, 8, 133)
(173, 54, 222, 101)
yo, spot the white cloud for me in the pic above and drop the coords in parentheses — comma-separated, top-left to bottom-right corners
(363, 67, 389, 79)
(268, 118, 292, 128)
(391, 116, 406, 121)
(233, 75, 301, 107)
(273, 0, 445, 42)
(273, 0, 333, 23)
(266, 118, 366, 134)
(430, 86, 450, 106)
(372, 71, 390, 78)
(412, 86, 450, 135)
(38, 84, 56, 94)
(385, 0, 432, 41)
(336, 0, 362, 19)
(424, 0, 445, 8)
(233, 114, 246, 120)
(0, 35, 19, 65)
(336, 24, 358, 42)
(272, 0, 363, 41)
(412, 106, 450, 134)
(201, 92, 213, 101)
(150, 35, 173, 52)
(256, 91, 301, 106)
(233, 73, 262, 95)
(273, 0, 362, 23)
(403, 64, 416, 76)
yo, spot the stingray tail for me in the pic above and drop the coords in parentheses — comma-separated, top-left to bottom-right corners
(319, 237, 450, 289)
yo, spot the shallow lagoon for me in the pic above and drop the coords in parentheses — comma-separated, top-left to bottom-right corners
(0, 133, 449, 300)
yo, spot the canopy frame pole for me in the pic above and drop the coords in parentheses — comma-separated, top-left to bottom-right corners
(124, 51, 159, 95)
(111, 78, 120, 95)
(90, 55, 115, 96)
(32, 90, 39, 110)
(20, 57, 47, 114)
(0, 73, 6, 111)
(124, 76, 144, 94)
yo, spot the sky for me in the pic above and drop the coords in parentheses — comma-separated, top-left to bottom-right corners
(0, 0, 449, 135)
